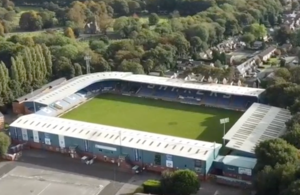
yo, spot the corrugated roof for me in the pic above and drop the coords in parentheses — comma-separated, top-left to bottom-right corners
(10, 114, 222, 161)
(16, 78, 66, 102)
(223, 103, 291, 154)
(222, 155, 257, 169)
(30, 72, 265, 105)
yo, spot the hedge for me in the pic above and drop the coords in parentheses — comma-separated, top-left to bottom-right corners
(142, 180, 162, 194)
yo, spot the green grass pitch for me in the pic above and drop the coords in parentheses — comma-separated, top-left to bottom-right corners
(61, 94, 242, 144)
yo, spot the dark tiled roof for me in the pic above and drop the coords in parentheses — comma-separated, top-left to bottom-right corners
(259, 46, 276, 57)
(16, 78, 66, 102)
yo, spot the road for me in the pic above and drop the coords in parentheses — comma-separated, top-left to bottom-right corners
(0, 150, 249, 195)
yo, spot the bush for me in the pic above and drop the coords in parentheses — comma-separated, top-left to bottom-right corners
(3, 11, 16, 22)
(142, 180, 162, 194)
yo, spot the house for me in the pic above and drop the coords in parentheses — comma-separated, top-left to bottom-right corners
(84, 17, 100, 34)
(236, 56, 259, 77)
(253, 41, 263, 49)
(284, 56, 299, 66)
(280, 43, 293, 53)
(258, 46, 277, 62)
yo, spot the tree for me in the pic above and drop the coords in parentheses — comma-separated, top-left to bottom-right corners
(0, 23, 5, 37)
(281, 180, 300, 195)
(149, 13, 159, 26)
(160, 170, 175, 194)
(74, 63, 83, 76)
(286, 113, 300, 131)
(119, 60, 144, 74)
(274, 68, 291, 81)
(281, 125, 300, 149)
(97, 14, 113, 35)
(19, 11, 43, 31)
(254, 163, 299, 195)
(214, 60, 222, 67)
(0, 132, 11, 156)
(64, 27, 75, 39)
(243, 23, 267, 39)
(240, 33, 255, 45)
(172, 170, 200, 195)
(254, 138, 300, 171)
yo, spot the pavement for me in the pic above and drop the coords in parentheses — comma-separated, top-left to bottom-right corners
(0, 150, 249, 195)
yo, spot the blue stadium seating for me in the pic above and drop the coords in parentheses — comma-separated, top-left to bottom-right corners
(35, 107, 58, 117)
(35, 80, 259, 117)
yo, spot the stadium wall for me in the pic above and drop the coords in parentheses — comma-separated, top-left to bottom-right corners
(9, 127, 210, 178)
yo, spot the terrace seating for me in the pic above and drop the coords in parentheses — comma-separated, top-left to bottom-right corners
(153, 86, 178, 100)
(138, 85, 154, 96)
(218, 95, 232, 108)
(35, 107, 58, 117)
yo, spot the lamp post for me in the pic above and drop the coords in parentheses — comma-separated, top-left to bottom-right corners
(220, 117, 229, 145)
(84, 54, 91, 74)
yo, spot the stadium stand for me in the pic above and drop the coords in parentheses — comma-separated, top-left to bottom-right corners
(223, 103, 291, 156)
(9, 113, 222, 178)
(18, 72, 265, 117)
(12, 78, 67, 114)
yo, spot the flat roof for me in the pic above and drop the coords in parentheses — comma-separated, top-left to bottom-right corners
(10, 114, 222, 161)
(223, 103, 291, 154)
(30, 72, 265, 105)
(222, 155, 257, 169)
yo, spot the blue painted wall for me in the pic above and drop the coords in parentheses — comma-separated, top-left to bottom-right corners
(10, 126, 210, 175)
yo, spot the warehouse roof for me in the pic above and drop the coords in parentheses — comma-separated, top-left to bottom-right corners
(223, 103, 291, 154)
(29, 72, 265, 105)
(222, 155, 257, 169)
(10, 114, 222, 161)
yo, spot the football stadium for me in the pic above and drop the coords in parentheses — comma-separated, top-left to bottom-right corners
(8, 72, 291, 185)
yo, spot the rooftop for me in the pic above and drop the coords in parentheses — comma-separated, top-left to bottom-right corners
(29, 72, 265, 105)
(16, 78, 66, 102)
(10, 114, 222, 161)
(258, 46, 276, 57)
(223, 103, 291, 154)
(222, 155, 257, 169)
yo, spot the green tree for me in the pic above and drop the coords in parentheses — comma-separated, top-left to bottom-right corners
(281, 180, 300, 195)
(0, 132, 10, 156)
(281, 125, 300, 149)
(255, 138, 300, 171)
(254, 163, 299, 195)
(41, 44, 52, 79)
(243, 23, 267, 39)
(64, 27, 75, 39)
(119, 60, 144, 74)
(286, 113, 300, 131)
(74, 63, 83, 76)
(274, 68, 291, 81)
(149, 13, 160, 25)
(172, 170, 200, 195)
(240, 33, 255, 45)
(19, 11, 43, 31)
